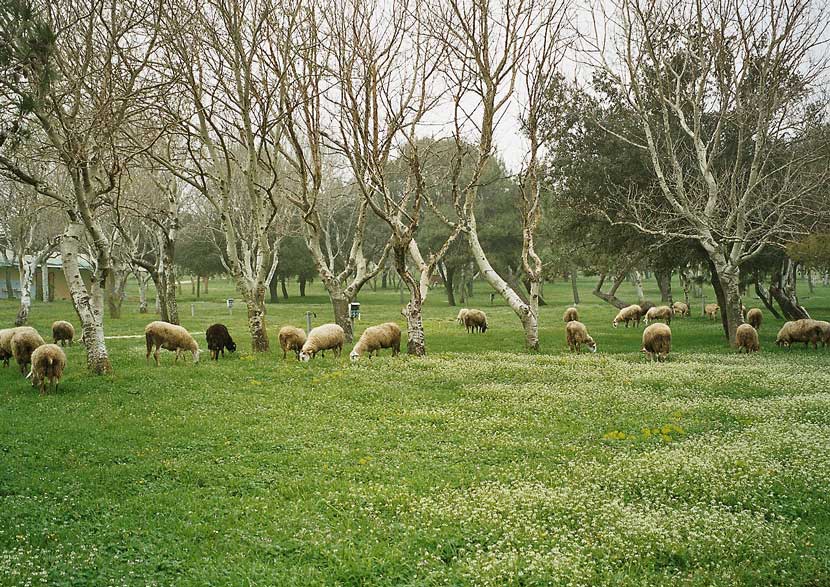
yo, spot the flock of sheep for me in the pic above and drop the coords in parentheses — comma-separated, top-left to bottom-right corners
(563, 301, 830, 362)
(2, 299, 829, 394)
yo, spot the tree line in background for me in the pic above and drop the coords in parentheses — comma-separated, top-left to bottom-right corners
(0, 0, 828, 373)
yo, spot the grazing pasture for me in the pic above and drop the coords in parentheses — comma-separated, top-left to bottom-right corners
(1, 277, 829, 586)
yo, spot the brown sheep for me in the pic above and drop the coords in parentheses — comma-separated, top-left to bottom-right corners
(11, 328, 46, 375)
(27, 343, 67, 395)
(815, 320, 830, 347)
(775, 320, 823, 349)
(612, 304, 642, 329)
(51, 321, 75, 346)
(144, 321, 200, 365)
(350, 322, 402, 361)
(565, 321, 596, 353)
(641, 323, 671, 362)
(0, 327, 38, 368)
(463, 309, 488, 333)
(671, 301, 689, 317)
(644, 305, 673, 325)
(279, 326, 307, 360)
(704, 303, 720, 320)
(563, 307, 579, 323)
(746, 308, 762, 331)
(735, 324, 760, 353)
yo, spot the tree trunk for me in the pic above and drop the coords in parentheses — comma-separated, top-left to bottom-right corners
(61, 221, 111, 374)
(299, 277, 307, 297)
(191, 276, 196, 295)
(268, 275, 279, 303)
(769, 259, 810, 320)
(466, 229, 536, 349)
(807, 269, 814, 294)
(442, 264, 456, 307)
(823, 271, 829, 287)
(678, 269, 692, 306)
(393, 244, 426, 356)
(163, 240, 179, 324)
(203, 276, 209, 294)
(592, 273, 631, 309)
(40, 261, 50, 303)
(655, 269, 673, 303)
(570, 268, 580, 305)
(754, 278, 782, 320)
(239, 280, 269, 352)
(14, 260, 35, 326)
(105, 267, 128, 319)
(523, 278, 541, 351)
(137, 274, 149, 313)
(196, 274, 201, 298)
(707, 257, 743, 345)
(4, 268, 14, 299)
(330, 295, 353, 341)
(632, 270, 645, 303)
(381, 270, 388, 289)
(281, 276, 289, 300)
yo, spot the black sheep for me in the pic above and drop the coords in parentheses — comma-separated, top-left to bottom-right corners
(205, 323, 237, 360)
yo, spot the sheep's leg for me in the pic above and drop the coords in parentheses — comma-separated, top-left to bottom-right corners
(153, 345, 161, 366)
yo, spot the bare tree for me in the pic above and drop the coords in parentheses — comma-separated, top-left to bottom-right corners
(0, 0, 162, 373)
(428, 0, 569, 350)
(272, 0, 390, 342)
(591, 0, 830, 344)
(0, 180, 61, 324)
(151, 0, 292, 351)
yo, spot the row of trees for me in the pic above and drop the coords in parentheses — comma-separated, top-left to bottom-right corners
(1, 0, 828, 373)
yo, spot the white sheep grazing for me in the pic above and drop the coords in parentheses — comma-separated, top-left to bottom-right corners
(671, 301, 689, 317)
(0, 327, 38, 368)
(644, 305, 673, 325)
(565, 320, 596, 353)
(612, 304, 642, 328)
(455, 308, 469, 324)
(27, 343, 67, 395)
(299, 323, 346, 362)
(144, 321, 200, 366)
(641, 323, 672, 362)
(11, 328, 45, 375)
(279, 326, 307, 360)
(350, 323, 402, 361)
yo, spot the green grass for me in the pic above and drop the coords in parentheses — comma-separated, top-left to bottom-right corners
(1, 276, 829, 586)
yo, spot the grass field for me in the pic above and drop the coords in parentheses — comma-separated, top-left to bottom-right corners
(1, 276, 829, 586)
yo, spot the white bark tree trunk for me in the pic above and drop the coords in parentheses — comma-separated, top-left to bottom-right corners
(61, 221, 111, 374)
(632, 270, 645, 303)
(14, 259, 35, 326)
(41, 261, 50, 303)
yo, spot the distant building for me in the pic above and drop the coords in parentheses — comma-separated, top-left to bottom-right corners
(0, 251, 93, 301)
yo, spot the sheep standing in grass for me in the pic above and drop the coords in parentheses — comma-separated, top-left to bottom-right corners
(641, 323, 671, 362)
(672, 301, 689, 317)
(0, 327, 37, 368)
(644, 305, 673, 325)
(51, 321, 75, 346)
(746, 308, 763, 331)
(563, 307, 579, 323)
(704, 303, 720, 320)
(27, 344, 66, 395)
(205, 324, 236, 361)
(299, 324, 345, 361)
(350, 323, 402, 361)
(565, 321, 596, 353)
(815, 320, 830, 347)
(455, 309, 469, 325)
(463, 309, 488, 333)
(144, 321, 200, 365)
(735, 324, 760, 353)
(775, 320, 823, 349)
(11, 328, 45, 375)
(612, 304, 642, 328)
(279, 326, 307, 360)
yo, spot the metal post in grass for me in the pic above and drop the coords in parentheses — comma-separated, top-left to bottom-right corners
(489, 293, 495, 305)
(227, 298, 233, 316)
(191, 303, 195, 317)
(305, 311, 314, 334)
